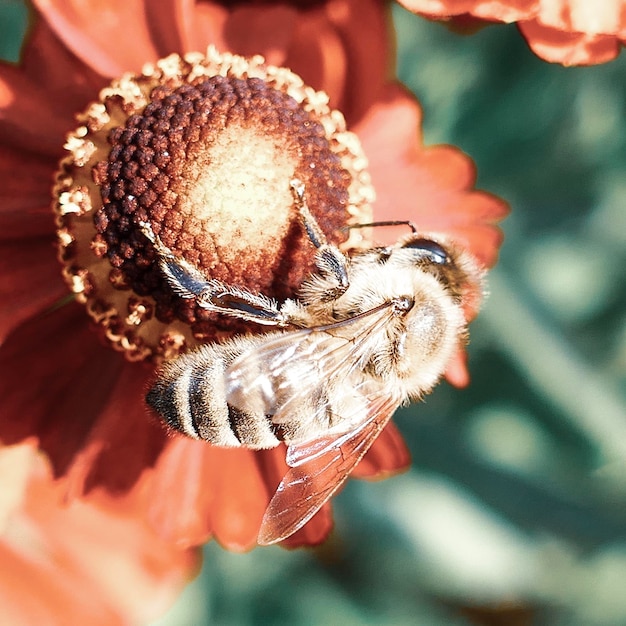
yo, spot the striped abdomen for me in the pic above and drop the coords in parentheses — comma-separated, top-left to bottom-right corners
(146, 340, 283, 449)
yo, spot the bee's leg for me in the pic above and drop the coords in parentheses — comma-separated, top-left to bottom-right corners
(290, 179, 350, 301)
(139, 221, 289, 326)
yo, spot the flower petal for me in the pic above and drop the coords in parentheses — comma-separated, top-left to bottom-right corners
(519, 19, 622, 66)
(528, 0, 626, 36)
(398, 0, 626, 65)
(396, 0, 531, 22)
(64, 362, 167, 497)
(31, 0, 161, 76)
(144, 437, 217, 548)
(186, 0, 391, 124)
(0, 539, 122, 625)
(287, 0, 392, 124)
(137, 438, 268, 551)
(0, 146, 56, 229)
(352, 422, 411, 479)
(355, 82, 508, 267)
(0, 236, 67, 344)
(0, 17, 107, 155)
(0, 62, 73, 156)
(167, 0, 229, 55)
(141, 0, 190, 56)
(20, 18, 106, 110)
(208, 447, 279, 550)
(220, 4, 299, 65)
(138, 436, 336, 550)
(0, 442, 196, 625)
(0, 143, 66, 343)
(0, 304, 125, 475)
(445, 348, 471, 388)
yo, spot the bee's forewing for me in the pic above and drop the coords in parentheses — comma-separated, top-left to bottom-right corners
(257, 391, 401, 546)
(225, 303, 395, 421)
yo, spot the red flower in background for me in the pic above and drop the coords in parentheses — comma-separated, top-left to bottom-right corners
(0, 5, 506, 617)
(397, 0, 626, 65)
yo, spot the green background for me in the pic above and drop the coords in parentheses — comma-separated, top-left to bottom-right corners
(1, 1, 625, 624)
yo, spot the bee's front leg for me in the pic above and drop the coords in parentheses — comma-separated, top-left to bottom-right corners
(290, 179, 349, 302)
(139, 221, 289, 327)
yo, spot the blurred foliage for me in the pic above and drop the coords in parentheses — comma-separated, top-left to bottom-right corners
(0, 0, 28, 62)
(2, 1, 625, 624)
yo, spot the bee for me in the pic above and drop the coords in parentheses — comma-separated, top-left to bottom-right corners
(141, 179, 484, 545)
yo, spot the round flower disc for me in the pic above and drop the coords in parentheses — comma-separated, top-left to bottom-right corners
(54, 48, 374, 362)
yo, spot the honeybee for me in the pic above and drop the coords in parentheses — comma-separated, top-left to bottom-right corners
(142, 180, 484, 545)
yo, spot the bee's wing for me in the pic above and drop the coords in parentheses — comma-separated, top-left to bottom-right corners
(257, 388, 402, 545)
(225, 301, 396, 423)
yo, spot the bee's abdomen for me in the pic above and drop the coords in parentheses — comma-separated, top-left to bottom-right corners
(146, 344, 280, 449)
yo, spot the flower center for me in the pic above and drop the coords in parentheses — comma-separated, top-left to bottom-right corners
(54, 49, 373, 362)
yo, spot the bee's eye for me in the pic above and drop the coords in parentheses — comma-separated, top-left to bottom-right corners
(401, 238, 449, 265)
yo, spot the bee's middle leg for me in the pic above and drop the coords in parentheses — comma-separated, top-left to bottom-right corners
(290, 179, 350, 301)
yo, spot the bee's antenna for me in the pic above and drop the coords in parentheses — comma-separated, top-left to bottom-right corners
(343, 220, 418, 233)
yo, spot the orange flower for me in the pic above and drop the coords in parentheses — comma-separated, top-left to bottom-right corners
(0, 441, 197, 624)
(0, 0, 506, 573)
(397, 0, 626, 65)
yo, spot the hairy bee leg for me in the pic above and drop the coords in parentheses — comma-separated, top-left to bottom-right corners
(138, 220, 217, 298)
(290, 179, 329, 249)
(290, 179, 349, 301)
(139, 221, 289, 326)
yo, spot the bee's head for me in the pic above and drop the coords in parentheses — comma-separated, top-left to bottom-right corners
(398, 237, 450, 265)
(392, 233, 485, 321)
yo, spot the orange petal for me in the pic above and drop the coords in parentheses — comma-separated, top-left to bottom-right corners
(190, 0, 390, 124)
(519, 19, 622, 66)
(31, 0, 161, 76)
(1, 18, 104, 154)
(0, 442, 196, 624)
(0, 543, 123, 625)
(138, 436, 217, 549)
(296, 0, 391, 124)
(0, 304, 124, 476)
(398, 0, 626, 65)
(0, 236, 67, 343)
(207, 446, 274, 551)
(396, 0, 531, 22)
(138, 439, 271, 551)
(175, 1, 230, 54)
(0, 145, 56, 226)
(444, 348, 471, 388)
(64, 361, 166, 497)
(222, 4, 298, 66)
(523, 0, 626, 36)
(0, 139, 65, 344)
(138, 435, 336, 550)
(355, 82, 508, 267)
(20, 18, 106, 109)
(352, 422, 411, 479)
(267, 5, 348, 105)
(139, 0, 190, 57)
(0, 62, 75, 155)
